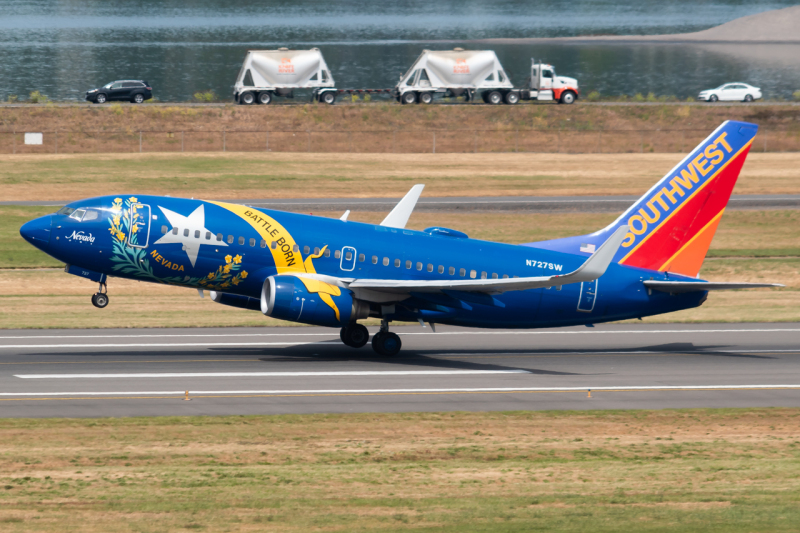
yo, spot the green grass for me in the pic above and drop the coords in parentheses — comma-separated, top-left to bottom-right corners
(0, 206, 62, 268)
(0, 409, 798, 531)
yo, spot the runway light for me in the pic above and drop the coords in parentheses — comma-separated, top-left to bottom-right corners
(587, 389, 591, 398)
(184, 390, 191, 401)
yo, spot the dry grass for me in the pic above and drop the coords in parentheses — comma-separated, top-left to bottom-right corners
(1, 152, 799, 202)
(0, 409, 798, 531)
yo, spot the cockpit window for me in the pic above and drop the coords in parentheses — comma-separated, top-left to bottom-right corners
(57, 207, 75, 216)
(82, 209, 99, 221)
(69, 209, 86, 221)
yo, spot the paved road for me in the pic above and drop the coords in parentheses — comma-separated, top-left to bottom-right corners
(5, 194, 800, 213)
(1, 323, 798, 418)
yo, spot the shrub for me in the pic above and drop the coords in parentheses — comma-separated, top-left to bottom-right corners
(363, 93, 371, 103)
(646, 92, 658, 102)
(617, 94, 629, 102)
(7, 95, 18, 103)
(793, 90, 800, 101)
(586, 91, 601, 102)
(192, 90, 217, 103)
(633, 93, 645, 102)
(28, 90, 49, 104)
(350, 94, 360, 102)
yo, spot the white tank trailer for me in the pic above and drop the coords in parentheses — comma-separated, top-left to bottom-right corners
(233, 48, 337, 105)
(394, 49, 579, 105)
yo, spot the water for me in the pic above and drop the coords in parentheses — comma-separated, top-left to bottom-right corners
(1, 1, 799, 102)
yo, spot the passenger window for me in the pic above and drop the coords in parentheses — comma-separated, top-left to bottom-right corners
(470, 270, 477, 278)
(184, 229, 190, 237)
(260, 239, 266, 248)
(394, 259, 401, 267)
(161, 225, 168, 234)
(217, 233, 223, 241)
(173, 227, 179, 235)
(448, 267, 455, 275)
(249, 238, 256, 247)
(346, 251, 353, 261)
(324, 248, 331, 258)
(406, 260, 412, 269)
(492, 273, 498, 279)
(382, 257, 389, 266)
(82, 210, 99, 221)
(481, 271, 487, 279)
(69, 209, 86, 221)
(358, 253, 365, 262)
(238, 236, 245, 245)
(335, 250, 341, 259)
(372, 255, 378, 264)
(303, 246, 310, 255)
(460, 268, 466, 277)
(502, 274, 509, 279)
(315, 247, 321, 255)
(206, 231, 212, 240)
(416, 262, 423, 271)
(228, 235, 234, 244)
(293, 245, 299, 253)
(427, 264, 433, 272)
(270, 241, 277, 249)
(438, 265, 444, 274)
(195, 230, 200, 238)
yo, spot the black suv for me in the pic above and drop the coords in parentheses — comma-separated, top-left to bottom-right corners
(86, 80, 153, 104)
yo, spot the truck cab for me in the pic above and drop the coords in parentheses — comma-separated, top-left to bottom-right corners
(522, 60, 579, 104)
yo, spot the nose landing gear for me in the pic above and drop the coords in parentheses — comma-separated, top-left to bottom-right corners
(91, 282, 109, 309)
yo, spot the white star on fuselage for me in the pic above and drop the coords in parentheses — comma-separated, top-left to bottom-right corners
(154, 205, 225, 267)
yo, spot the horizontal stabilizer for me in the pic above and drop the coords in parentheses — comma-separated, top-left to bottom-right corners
(348, 226, 628, 295)
(644, 281, 784, 294)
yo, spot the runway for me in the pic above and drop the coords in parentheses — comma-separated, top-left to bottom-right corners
(5, 194, 799, 212)
(1, 323, 798, 418)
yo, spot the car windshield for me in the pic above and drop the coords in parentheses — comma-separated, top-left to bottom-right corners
(103, 82, 114, 88)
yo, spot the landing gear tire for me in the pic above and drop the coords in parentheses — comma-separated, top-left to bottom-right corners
(341, 324, 369, 348)
(240, 92, 255, 105)
(487, 91, 503, 105)
(401, 92, 417, 105)
(505, 91, 520, 105)
(320, 91, 336, 105)
(559, 91, 576, 104)
(372, 331, 401, 356)
(258, 91, 272, 105)
(419, 92, 433, 104)
(91, 293, 109, 309)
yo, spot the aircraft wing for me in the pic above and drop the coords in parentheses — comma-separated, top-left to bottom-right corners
(643, 281, 784, 293)
(347, 226, 629, 295)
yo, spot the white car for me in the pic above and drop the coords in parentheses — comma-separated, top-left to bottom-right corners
(698, 83, 762, 103)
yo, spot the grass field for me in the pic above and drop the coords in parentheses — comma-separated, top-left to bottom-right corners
(2, 207, 796, 328)
(1, 152, 799, 202)
(0, 409, 798, 532)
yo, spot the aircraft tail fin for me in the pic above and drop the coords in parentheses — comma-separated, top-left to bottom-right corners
(530, 120, 758, 277)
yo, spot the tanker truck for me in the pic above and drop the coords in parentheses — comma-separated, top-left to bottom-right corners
(394, 49, 579, 105)
(233, 48, 337, 105)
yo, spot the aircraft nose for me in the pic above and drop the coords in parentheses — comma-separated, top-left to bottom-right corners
(20, 215, 52, 248)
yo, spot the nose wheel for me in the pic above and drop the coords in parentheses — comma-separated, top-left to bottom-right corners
(371, 320, 401, 356)
(91, 282, 109, 309)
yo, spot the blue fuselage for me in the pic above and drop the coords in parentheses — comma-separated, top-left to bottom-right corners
(21, 195, 706, 328)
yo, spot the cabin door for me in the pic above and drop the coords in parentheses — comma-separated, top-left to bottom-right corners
(340, 246, 356, 271)
(577, 279, 598, 313)
(127, 203, 152, 248)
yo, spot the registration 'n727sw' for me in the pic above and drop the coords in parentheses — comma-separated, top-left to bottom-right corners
(20, 121, 781, 355)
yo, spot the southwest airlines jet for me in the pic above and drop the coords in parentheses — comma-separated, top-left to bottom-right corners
(20, 121, 780, 356)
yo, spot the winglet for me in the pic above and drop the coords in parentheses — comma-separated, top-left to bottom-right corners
(340, 210, 350, 222)
(380, 184, 425, 229)
(558, 225, 629, 284)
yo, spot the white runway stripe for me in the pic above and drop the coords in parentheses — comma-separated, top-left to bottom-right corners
(1, 384, 799, 397)
(0, 328, 798, 341)
(14, 370, 530, 379)
(0, 341, 336, 350)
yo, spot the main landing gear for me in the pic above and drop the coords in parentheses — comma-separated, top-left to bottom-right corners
(340, 320, 402, 356)
(91, 282, 109, 309)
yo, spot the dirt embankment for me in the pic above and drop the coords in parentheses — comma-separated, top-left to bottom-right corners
(0, 103, 798, 133)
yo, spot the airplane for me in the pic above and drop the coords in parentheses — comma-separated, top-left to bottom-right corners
(20, 120, 781, 356)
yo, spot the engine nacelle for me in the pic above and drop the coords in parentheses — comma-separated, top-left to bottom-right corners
(261, 275, 369, 327)
(209, 291, 262, 311)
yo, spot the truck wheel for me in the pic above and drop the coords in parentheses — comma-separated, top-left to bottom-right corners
(505, 91, 520, 105)
(240, 92, 255, 105)
(560, 91, 576, 104)
(321, 91, 336, 105)
(401, 92, 417, 105)
(419, 92, 433, 104)
(487, 91, 502, 105)
(258, 92, 272, 105)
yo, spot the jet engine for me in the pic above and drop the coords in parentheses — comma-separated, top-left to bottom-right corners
(209, 291, 262, 311)
(261, 275, 369, 327)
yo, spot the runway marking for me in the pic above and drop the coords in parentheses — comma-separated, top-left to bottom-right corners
(0, 359, 264, 365)
(1, 384, 799, 399)
(13, 370, 530, 379)
(435, 349, 800, 358)
(1, 328, 798, 342)
(0, 341, 338, 350)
